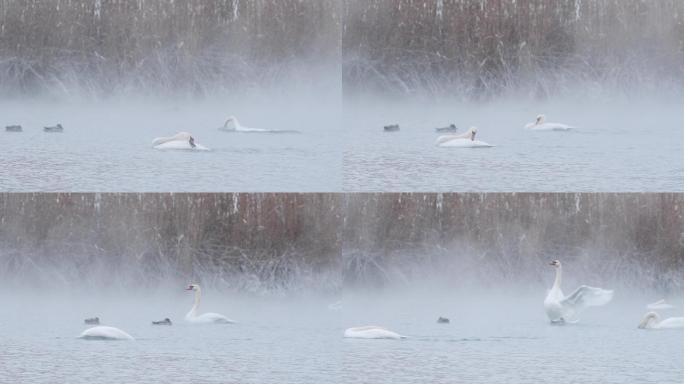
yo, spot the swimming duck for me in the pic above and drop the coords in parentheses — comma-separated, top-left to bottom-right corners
(5, 125, 22, 132)
(43, 124, 63, 132)
(152, 318, 172, 325)
(435, 124, 457, 133)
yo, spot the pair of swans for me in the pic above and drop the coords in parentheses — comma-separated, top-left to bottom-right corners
(152, 116, 297, 151)
(544, 260, 613, 324)
(436, 127, 494, 148)
(152, 132, 209, 151)
(525, 115, 574, 131)
(544, 260, 684, 329)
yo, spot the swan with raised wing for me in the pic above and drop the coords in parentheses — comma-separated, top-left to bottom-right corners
(638, 312, 684, 329)
(79, 326, 134, 340)
(436, 126, 493, 148)
(543, 260, 613, 324)
(525, 115, 574, 131)
(152, 132, 209, 151)
(344, 326, 405, 339)
(185, 283, 234, 324)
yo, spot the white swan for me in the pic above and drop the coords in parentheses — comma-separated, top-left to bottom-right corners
(344, 326, 405, 339)
(638, 312, 684, 329)
(647, 299, 676, 310)
(525, 114, 574, 131)
(152, 132, 209, 151)
(185, 283, 234, 324)
(219, 116, 268, 132)
(543, 260, 614, 323)
(436, 126, 493, 148)
(79, 326, 134, 340)
(220, 116, 300, 133)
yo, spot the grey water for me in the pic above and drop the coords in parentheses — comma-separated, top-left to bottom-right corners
(343, 98, 684, 191)
(2, 289, 682, 384)
(0, 98, 341, 191)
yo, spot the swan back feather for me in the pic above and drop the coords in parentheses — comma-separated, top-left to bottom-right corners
(344, 326, 405, 339)
(79, 326, 134, 340)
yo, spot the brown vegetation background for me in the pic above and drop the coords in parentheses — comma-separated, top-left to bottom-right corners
(0, 0, 340, 97)
(1, 193, 682, 291)
(343, 0, 684, 98)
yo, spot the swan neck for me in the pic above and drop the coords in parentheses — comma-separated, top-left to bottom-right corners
(553, 266, 562, 289)
(639, 312, 660, 329)
(225, 118, 240, 129)
(187, 288, 201, 318)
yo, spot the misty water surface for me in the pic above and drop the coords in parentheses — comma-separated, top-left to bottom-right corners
(343, 98, 684, 191)
(2, 289, 681, 384)
(1, 98, 341, 191)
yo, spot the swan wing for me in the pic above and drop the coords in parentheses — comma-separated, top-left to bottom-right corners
(656, 317, 684, 329)
(561, 285, 614, 311)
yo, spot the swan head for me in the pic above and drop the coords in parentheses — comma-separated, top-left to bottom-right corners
(468, 126, 477, 141)
(549, 259, 561, 268)
(638, 312, 660, 329)
(186, 283, 201, 291)
(535, 114, 545, 125)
